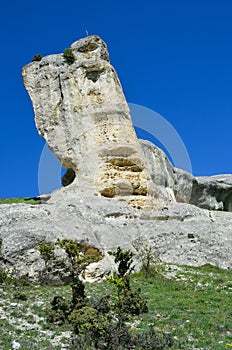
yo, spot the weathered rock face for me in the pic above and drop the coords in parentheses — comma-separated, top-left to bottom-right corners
(22, 35, 154, 209)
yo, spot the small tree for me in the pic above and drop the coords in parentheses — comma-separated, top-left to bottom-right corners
(133, 237, 161, 277)
(108, 246, 148, 316)
(108, 246, 134, 291)
(56, 239, 102, 308)
(39, 239, 103, 324)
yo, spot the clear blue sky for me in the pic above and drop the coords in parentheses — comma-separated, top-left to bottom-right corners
(1, 0, 231, 198)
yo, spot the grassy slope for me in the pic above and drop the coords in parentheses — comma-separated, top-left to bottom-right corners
(0, 264, 231, 349)
(132, 265, 232, 349)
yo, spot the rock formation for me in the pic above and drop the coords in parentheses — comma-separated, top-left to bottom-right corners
(140, 139, 232, 212)
(22, 35, 156, 210)
(0, 35, 231, 282)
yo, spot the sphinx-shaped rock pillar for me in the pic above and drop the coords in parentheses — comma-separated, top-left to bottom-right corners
(22, 35, 156, 208)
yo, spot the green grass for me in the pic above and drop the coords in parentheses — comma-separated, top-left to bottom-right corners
(0, 197, 39, 204)
(130, 265, 232, 349)
(0, 264, 231, 349)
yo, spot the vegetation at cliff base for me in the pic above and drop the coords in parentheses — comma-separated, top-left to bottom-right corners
(0, 263, 231, 349)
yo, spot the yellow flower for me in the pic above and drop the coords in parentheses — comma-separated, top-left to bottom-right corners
(226, 344, 232, 347)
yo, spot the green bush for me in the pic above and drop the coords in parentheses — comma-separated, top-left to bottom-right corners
(32, 54, 42, 62)
(70, 318, 175, 350)
(38, 242, 55, 266)
(43, 245, 171, 348)
(91, 295, 111, 314)
(47, 296, 70, 325)
(109, 246, 134, 279)
(108, 247, 148, 316)
(70, 316, 130, 349)
(55, 239, 102, 308)
(0, 268, 31, 286)
(69, 306, 109, 337)
(116, 289, 148, 316)
(63, 48, 76, 65)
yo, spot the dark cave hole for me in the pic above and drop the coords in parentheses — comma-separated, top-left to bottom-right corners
(62, 168, 76, 187)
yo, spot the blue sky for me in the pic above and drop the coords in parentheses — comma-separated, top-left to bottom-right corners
(0, 0, 232, 198)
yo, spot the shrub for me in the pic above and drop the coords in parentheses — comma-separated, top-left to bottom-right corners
(0, 268, 31, 286)
(32, 54, 42, 62)
(116, 289, 148, 315)
(55, 239, 102, 308)
(69, 306, 109, 337)
(70, 319, 175, 349)
(43, 245, 175, 349)
(70, 315, 129, 350)
(55, 239, 102, 269)
(38, 242, 55, 266)
(133, 325, 174, 350)
(47, 296, 70, 325)
(63, 48, 76, 65)
(109, 246, 135, 279)
(91, 295, 111, 314)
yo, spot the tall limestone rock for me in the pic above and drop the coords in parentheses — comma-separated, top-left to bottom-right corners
(22, 35, 157, 209)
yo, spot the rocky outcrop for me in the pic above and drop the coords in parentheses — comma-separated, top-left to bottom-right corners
(0, 191, 231, 282)
(22, 35, 156, 210)
(190, 175, 232, 211)
(140, 139, 232, 212)
(0, 35, 231, 282)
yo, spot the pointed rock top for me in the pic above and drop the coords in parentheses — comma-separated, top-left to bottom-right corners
(71, 35, 110, 61)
